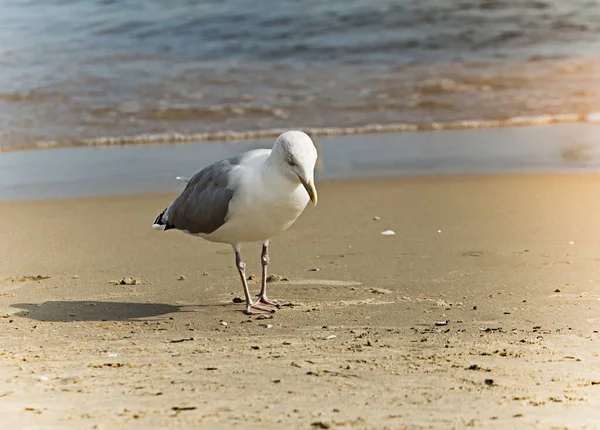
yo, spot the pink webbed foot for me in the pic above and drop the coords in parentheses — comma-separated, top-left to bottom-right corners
(257, 295, 291, 308)
(244, 301, 277, 315)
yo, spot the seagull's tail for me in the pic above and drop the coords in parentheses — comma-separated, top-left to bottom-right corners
(152, 209, 173, 231)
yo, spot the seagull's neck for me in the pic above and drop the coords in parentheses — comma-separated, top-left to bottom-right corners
(263, 151, 284, 173)
(263, 152, 297, 186)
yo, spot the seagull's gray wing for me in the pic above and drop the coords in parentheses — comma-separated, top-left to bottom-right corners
(165, 155, 242, 234)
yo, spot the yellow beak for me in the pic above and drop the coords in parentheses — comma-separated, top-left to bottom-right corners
(298, 175, 318, 206)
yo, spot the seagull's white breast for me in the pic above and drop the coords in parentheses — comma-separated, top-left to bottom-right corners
(199, 150, 310, 244)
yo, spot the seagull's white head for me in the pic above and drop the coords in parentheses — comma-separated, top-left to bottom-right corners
(271, 130, 318, 205)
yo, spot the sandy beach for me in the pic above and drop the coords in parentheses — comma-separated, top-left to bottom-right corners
(4, 0, 600, 427)
(1, 174, 600, 429)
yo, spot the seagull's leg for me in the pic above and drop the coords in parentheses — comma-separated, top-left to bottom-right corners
(257, 241, 289, 307)
(233, 245, 275, 315)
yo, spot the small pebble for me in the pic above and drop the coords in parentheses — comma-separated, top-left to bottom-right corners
(266, 274, 289, 282)
(380, 230, 396, 236)
(325, 335, 337, 340)
(373, 216, 381, 221)
(256, 314, 274, 320)
(220, 321, 228, 326)
(108, 277, 140, 286)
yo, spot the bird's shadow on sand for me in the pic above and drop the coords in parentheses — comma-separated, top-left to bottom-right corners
(10, 300, 232, 322)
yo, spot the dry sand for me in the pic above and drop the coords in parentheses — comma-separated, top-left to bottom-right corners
(1, 175, 600, 429)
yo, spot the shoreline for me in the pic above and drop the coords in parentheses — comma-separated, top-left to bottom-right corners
(2, 122, 600, 202)
(2, 112, 600, 154)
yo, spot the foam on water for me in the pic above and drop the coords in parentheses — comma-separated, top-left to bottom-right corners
(3, 112, 599, 153)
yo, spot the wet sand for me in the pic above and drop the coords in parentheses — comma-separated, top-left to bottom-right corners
(1, 175, 600, 429)
(3, 123, 600, 201)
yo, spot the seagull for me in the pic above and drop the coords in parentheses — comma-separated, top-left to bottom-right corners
(152, 130, 318, 315)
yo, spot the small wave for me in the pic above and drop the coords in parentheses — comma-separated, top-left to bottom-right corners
(3, 112, 600, 153)
(143, 105, 290, 121)
(416, 78, 490, 94)
(0, 92, 70, 103)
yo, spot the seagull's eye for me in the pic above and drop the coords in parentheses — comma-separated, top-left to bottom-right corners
(287, 158, 295, 166)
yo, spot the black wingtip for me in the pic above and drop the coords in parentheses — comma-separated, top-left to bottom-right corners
(153, 210, 165, 225)
(154, 209, 175, 231)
